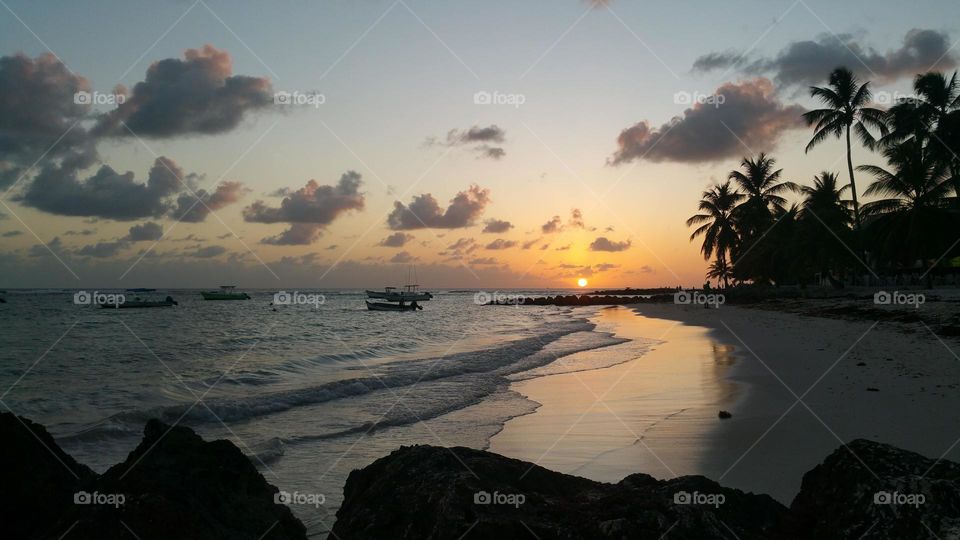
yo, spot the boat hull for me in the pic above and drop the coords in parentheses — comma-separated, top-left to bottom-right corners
(100, 301, 177, 309)
(201, 292, 251, 300)
(365, 300, 421, 311)
(364, 290, 433, 301)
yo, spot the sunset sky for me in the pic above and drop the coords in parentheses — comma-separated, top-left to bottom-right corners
(1, 0, 957, 288)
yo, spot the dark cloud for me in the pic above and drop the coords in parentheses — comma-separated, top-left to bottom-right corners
(63, 228, 97, 236)
(568, 208, 585, 229)
(77, 240, 128, 258)
(125, 221, 163, 242)
(28, 237, 64, 258)
(427, 125, 507, 160)
(379, 232, 414, 247)
(610, 78, 805, 165)
(0, 52, 96, 189)
(693, 29, 957, 87)
(18, 156, 189, 220)
(485, 238, 516, 250)
(589, 237, 631, 252)
(555, 244, 571, 251)
(2, 230, 23, 237)
(170, 181, 248, 222)
(469, 257, 498, 265)
(593, 263, 619, 272)
(390, 251, 416, 263)
(521, 237, 540, 250)
(387, 184, 490, 230)
(188, 245, 227, 258)
(243, 171, 365, 245)
(482, 219, 513, 233)
(541, 215, 563, 234)
(93, 45, 273, 138)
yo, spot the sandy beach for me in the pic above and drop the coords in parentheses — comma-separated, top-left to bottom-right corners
(494, 302, 960, 504)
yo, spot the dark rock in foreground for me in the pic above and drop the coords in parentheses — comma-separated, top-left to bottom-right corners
(791, 439, 960, 539)
(334, 441, 960, 539)
(0, 413, 306, 540)
(332, 444, 789, 539)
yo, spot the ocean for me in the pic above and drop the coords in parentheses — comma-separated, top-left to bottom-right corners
(0, 289, 656, 537)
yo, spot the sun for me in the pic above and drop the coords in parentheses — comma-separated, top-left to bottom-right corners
(577, 278, 588, 288)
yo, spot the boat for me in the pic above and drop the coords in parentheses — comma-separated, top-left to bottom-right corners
(364, 285, 433, 302)
(365, 300, 422, 311)
(100, 296, 178, 309)
(126, 288, 156, 293)
(201, 286, 251, 300)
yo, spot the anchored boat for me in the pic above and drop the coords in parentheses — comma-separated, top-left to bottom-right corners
(100, 295, 178, 309)
(365, 284, 431, 311)
(201, 286, 251, 300)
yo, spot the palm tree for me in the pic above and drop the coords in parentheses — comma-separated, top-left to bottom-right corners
(858, 139, 955, 278)
(803, 67, 888, 229)
(687, 181, 743, 288)
(706, 257, 733, 289)
(796, 172, 855, 286)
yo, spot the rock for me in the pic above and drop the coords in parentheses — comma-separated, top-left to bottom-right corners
(332, 444, 788, 539)
(790, 439, 960, 539)
(718, 410, 733, 419)
(0, 412, 96, 538)
(0, 414, 306, 540)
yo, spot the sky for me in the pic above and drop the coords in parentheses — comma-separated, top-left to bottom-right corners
(0, 0, 957, 289)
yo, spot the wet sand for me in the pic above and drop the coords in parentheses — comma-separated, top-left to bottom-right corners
(493, 303, 960, 504)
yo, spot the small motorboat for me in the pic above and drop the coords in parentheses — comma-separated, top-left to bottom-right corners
(126, 287, 156, 293)
(100, 296, 178, 309)
(364, 285, 433, 302)
(365, 300, 422, 311)
(201, 286, 251, 300)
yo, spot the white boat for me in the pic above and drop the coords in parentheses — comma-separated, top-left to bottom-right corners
(364, 285, 433, 302)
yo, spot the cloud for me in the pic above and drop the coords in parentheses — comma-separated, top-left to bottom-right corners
(379, 232, 414, 247)
(93, 45, 273, 138)
(555, 244, 571, 251)
(692, 29, 957, 87)
(18, 156, 190, 220)
(521, 237, 541, 250)
(63, 229, 97, 236)
(188, 245, 227, 258)
(609, 78, 805, 165)
(589, 237, 631, 252)
(0, 52, 96, 189)
(243, 171, 365, 245)
(170, 181, 248, 222)
(593, 263, 619, 272)
(389, 251, 416, 263)
(387, 184, 490, 230)
(568, 208, 585, 229)
(427, 125, 506, 160)
(125, 221, 163, 241)
(2, 230, 23, 237)
(541, 215, 563, 234)
(77, 240, 128, 258)
(482, 219, 513, 233)
(469, 257, 498, 265)
(485, 238, 516, 250)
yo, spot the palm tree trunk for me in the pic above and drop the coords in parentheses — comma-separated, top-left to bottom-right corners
(845, 125, 861, 229)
